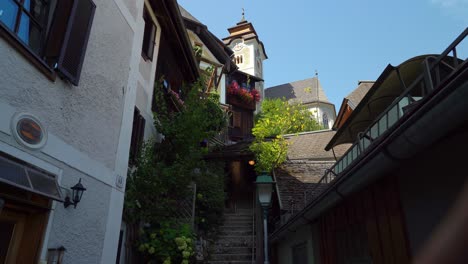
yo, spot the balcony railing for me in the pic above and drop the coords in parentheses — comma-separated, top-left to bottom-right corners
(275, 28, 467, 229)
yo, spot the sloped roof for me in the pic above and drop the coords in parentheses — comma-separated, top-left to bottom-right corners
(265, 77, 331, 105)
(284, 130, 351, 160)
(178, 5, 202, 24)
(204, 140, 254, 160)
(275, 161, 331, 211)
(274, 130, 351, 211)
(345, 81, 374, 109)
(325, 55, 437, 150)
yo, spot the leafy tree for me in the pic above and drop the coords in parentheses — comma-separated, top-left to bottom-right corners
(250, 98, 322, 173)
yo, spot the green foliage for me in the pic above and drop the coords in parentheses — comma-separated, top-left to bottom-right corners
(138, 222, 194, 264)
(193, 45, 202, 58)
(253, 98, 322, 138)
(250, 98, 322, 173)
(194, 162, 226, 235)
(249, 136, 289, 173)
(124, 78, 228, 263)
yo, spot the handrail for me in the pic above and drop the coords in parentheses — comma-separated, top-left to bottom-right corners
(252, 191, 256, 263)
(306, 28, 467, 204)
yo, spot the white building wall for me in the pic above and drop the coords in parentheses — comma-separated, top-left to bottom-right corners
(0, 0, 147, 263)
(307, 103, 336, 129)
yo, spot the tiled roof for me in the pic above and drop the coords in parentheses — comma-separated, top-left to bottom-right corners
(274, 130, 351, 212)
(275, 161, 332, 211)
(345, 81, 374, 109)
(284, 130, 351, 160)
(265, 77, 330, 104)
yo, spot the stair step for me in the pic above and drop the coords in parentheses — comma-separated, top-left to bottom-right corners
(211, 246, 253, 254)
(207, 261, 253, 264)
(223, 218, 253, 223)
(213, 240, 254, 248)
(210, 253, 252, 261)
(220, 229, 253, 236)
(222, 223, 253, 228)
(219, 228, 253, 234)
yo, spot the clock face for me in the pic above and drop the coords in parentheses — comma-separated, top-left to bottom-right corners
(233, 42, 243, 51)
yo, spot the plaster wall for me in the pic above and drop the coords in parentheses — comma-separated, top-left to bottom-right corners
(134, 2, 162, 141)
(276, 224, 316, 264)
(0, 0, 147, 263)
(0, 131, 112, 264)
(307, 104, 336, 129)
(0, 0, 134, 170)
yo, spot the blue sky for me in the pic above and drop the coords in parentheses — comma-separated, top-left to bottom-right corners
(178, 0, 467, 107)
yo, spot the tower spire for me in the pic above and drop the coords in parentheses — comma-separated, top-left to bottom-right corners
(240, 8, 246, 22)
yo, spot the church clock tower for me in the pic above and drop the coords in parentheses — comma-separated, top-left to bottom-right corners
(223, 10, 268, 110)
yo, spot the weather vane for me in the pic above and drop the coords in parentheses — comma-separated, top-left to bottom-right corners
(241, 8, 246, 21)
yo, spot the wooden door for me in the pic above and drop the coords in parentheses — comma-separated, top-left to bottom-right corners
(0, 210, 26, 264)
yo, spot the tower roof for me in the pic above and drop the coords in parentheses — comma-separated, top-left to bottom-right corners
(265, 77, 332, 105)
(222, 15, 268, 59)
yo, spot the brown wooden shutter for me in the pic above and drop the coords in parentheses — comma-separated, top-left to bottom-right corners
(57, 0, 96, 86)
(129, 108, 146, 163)
(43, 0, 74, 67)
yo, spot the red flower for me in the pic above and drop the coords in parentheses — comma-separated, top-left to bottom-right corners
(250, 89, 261, 102)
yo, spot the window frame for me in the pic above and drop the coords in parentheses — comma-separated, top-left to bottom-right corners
(0, 0, 56, 80)
(141, 7, 157, 61)
(323, 112, 329, 129)
(0, 0, 96, 85)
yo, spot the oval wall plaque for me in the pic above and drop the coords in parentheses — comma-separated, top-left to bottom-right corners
(17, 118, 43, 144)
(11, 113, 47, 149)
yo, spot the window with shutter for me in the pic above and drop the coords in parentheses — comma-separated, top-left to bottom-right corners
(141, 7, 157, 61)
(57, 0, 96, 85)
(129, 108, 146, 164)
(0, 0, 96, 85)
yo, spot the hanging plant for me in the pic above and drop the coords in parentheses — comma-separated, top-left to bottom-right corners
(228, 80, 261, 103)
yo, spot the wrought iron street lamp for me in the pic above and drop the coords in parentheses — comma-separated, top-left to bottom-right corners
(64, 178, 86, 208)
(255, 172, 275, 264)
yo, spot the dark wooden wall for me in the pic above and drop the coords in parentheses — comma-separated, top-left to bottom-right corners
(318, 176, 410, 264)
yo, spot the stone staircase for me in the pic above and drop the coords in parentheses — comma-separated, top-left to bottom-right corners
(208, 208, 255, 264)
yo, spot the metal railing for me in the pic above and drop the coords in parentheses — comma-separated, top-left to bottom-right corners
(252, 191, 256, 263)
(307, 28, 467, 202)
(275, 28, 467, 229)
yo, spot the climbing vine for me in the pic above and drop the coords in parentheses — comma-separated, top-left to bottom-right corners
(124, 78, 228, 263)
